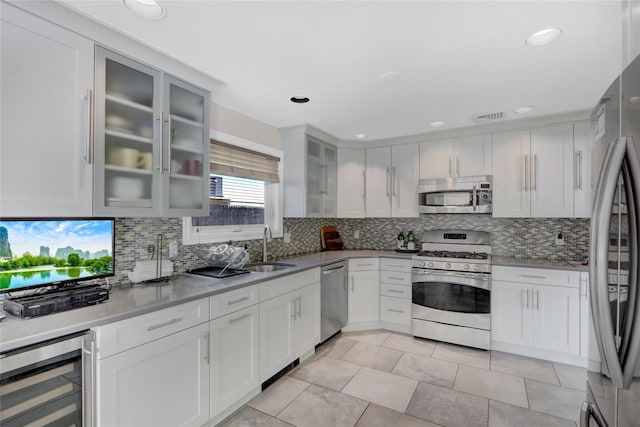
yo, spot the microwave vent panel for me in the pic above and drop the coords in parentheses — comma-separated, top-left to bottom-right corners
(472, 111, 504, 122)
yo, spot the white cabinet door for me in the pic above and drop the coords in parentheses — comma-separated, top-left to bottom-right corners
(365, 146, 391, 217)
(453, 134, 492, 177)
(260, 292, 295, 382)
(492, 130, 531, 217)
(337, 148, 366, 218)
(97, 323, 210, 427)
(293, 283, 321, 356)
(1, 3, 94, 217)
(419, 139, 452, 179)
(533, 284, 580, 355)
(211, 305, 259, 419)
(348, 270, 380, 323)
(573, 122, 592, 218)
(530, 124, 574, 218)
(491, 281, 533, 347)
(391, 144, 419, 217)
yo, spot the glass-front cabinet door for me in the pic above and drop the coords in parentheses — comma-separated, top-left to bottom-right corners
(163, 77, 209, 216)
(94, 47, 210, 216)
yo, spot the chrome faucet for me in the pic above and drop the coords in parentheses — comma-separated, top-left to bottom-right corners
(263, 224, 272, 262)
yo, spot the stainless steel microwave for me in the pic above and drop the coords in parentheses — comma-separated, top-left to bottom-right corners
(418, 176, 492, 214)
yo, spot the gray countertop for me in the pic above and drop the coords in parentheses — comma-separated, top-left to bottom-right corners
(0, 250, 412, 353)
(492, 256, 589, 272)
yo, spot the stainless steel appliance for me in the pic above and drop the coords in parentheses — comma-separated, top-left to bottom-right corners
(418, 176, 492, 214)
(411, 230, 491, 350)
(582, 54, 640, 427)
(320, 261, 348, 342)
(0, 332, 94, 426)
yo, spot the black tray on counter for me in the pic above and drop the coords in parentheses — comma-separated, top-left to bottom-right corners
(188, 266, 251, 279)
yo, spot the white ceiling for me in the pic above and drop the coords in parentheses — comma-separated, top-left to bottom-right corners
(59, 0, 622, 141)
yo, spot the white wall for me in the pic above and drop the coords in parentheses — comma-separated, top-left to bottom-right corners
(210, 103, 281, 150)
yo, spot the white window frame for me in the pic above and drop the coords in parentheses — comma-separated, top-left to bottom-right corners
(182, 130, 283, 245)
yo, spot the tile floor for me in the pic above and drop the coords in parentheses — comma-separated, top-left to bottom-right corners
(221, 330, 596, 427)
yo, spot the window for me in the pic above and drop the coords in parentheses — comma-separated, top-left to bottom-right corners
(182, 131, 282, 244)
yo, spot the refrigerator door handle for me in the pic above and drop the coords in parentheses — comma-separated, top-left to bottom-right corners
(592, 136, 627, 388)
(580, 401, 604, 427)
(619, 136, 640, 388)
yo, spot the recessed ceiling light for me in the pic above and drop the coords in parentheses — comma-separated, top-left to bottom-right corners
(380, 71, 400, 81)
(355, 133, 368, 140)
(514, 106, 535, 114)
(123, 0, 166, 20)
(525, 28, 563, 47)
(429, 121, 445, 128)
(630, 96, 640, 104)
(290, 97, 310, 104)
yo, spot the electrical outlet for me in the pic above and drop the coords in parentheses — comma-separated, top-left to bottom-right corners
(354, 230, 360, 239)
(169, 240, 178, 260)
(283, 231, 291, 243)
(555, 232, 565, 246)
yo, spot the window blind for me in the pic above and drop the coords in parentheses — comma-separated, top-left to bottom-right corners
(210, 139, 280, 183)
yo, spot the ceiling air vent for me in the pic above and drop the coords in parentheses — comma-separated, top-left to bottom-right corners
(472, 111, 504, 122)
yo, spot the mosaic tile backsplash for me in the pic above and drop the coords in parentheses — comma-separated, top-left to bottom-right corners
(112, 215, 590, 285)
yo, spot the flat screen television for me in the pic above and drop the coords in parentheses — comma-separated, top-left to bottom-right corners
(0, 218, 115, 293)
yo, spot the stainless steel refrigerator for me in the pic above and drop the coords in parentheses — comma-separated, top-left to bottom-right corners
(583, 54, 640, 426)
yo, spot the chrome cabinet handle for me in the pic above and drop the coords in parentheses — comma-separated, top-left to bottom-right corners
(535, 290, 540, 311)
(164, 114, 172, 173)
(227, 296, 250, 305)
(388, 309, 404, 314)
(392, 166, 397, 197)
(147, 317, 182, 331)
(456, 156, 460, 176)
(526, 289, 530, 309)
(204, 331, 210, 364)
(323, 163, 328, 194)
(448, 158, 452, 177)
(388, 289, 404, 294)
(522, 155, 528, 191)
(575, 151, 583, 190)
(386, 167, 391, 197)
(351, 277, 354, 292)
(521, 274, 547, 279)
(84, 89, 93, 164)
(291, 298, 297, 319)
(387, 276, 404, 281)
(531, 154, 538, 191)
(155, 115, 162, 171)
(229, 313, 251, 324)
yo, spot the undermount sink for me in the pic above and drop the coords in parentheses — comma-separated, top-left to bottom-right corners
(245, 262, 297, 273)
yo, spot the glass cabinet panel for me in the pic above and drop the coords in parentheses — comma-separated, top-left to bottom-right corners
(165, 78, 209, 214)
(305, 137, 337, 217)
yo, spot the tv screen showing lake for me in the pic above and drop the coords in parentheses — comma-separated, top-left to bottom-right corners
(0, 218, 114, 291)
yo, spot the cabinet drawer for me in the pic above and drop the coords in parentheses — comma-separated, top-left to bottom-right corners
(380, 258, 412, 272)
(493, 266, 579, 288)
(380, 270, 411, 286)
(380, 296, 411, 325)
(260, 268, 321, 302)
(94, 299, 209, 359)
(348, 258, 380, 271)
(210, 284, 259, 319)
(380, 283, 411, 299)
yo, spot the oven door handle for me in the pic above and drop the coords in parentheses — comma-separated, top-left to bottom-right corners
(412, 269, 491, 290)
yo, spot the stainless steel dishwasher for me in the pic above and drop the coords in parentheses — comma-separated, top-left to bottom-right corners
(321, 261, 348, 342)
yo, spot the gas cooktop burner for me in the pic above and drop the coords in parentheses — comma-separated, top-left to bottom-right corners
(418, 250, 489, 260)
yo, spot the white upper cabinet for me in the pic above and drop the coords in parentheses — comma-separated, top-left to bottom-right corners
(573, 122, 592, 218)
(337, 148, 366, 218)
(419, 135, 492, 179)
(365, 144, 419, 217)
(281, 127, 337, 218)
(1, 3, 94, 217)
(94, 47, 210, 217)
(493, 125, 574, 218)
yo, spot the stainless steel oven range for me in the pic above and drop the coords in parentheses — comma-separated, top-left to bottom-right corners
(412, 230, 491, 350)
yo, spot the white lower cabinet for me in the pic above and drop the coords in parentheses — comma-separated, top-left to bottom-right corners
(378, 258, 412, 330)
(96, 322, 210, 427)
(491, 266, 581, 360)
(210, 304, 260, 421)
(260, 282, 320, 382)
(348, 267, 380, 324)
